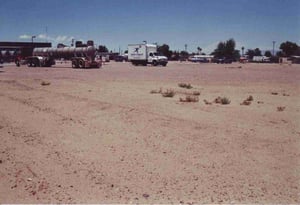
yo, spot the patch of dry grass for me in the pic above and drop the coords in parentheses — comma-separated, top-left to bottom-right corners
(178, 83, 193, 89)
(41, 81, 51, 86)
(203, 99, 212, 105)
(241, 95, 254, 105)
(240, 100, 251, 106)
(214, 96, 231, 105)
(221, 97, 231, 105)
(180, 95, 199, 102)
(246, 95, 254, 101)
(162, 89, 175, 97)
(150, 88, 162, 94)
(277, 106, 286, 111)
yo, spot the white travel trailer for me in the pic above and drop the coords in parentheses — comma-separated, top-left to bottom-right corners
(252, 56, 270, 62)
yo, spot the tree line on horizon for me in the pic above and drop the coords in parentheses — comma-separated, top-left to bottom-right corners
(97, 39, 300, 61)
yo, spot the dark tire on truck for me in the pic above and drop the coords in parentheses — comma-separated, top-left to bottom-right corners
(79, 59, 85, 68)
(33, 58, 40, 67)
(72, 60, 78, 68)
(152, 61, 158, 66)
(162, 62, 167, 67)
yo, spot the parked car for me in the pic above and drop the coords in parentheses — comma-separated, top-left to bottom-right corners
(213, 57, 233, 64)
(114, 55, 125, 62)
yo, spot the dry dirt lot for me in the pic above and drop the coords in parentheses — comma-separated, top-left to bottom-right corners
(0, 61, 299, 203)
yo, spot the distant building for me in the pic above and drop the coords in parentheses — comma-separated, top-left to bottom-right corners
(291, 56, 300, 64)
(0, 41, 51, 62)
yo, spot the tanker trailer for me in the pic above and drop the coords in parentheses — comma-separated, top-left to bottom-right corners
(26, 46, 101, 68)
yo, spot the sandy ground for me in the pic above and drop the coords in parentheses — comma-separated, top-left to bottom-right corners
(0, 61, 299, 203)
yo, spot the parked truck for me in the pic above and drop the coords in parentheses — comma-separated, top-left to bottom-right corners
(24, 46, 101, 68)
(128, 43, 168, 66)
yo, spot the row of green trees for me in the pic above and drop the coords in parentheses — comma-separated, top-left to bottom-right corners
(244, 41, 300, 59)
(97, 40, 300, 60)
(211, 39, 240, 59)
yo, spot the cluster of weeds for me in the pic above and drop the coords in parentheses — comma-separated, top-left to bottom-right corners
(241, 95, 254, 106)
(180, 95, 199, 102)
(203, 96, 231, 105)
(150, 88, 162, 94)
(203, 99, 212, 105)
(41, 81, 51, 86)
(214, 96, 222, 104)
(241, 100, 251, 105)
(221, 97, 231, 105)
(246, 95, 254, 101)
(178, 83, 193, 89)
(271, 91, 290, 96)
(162, 89, 175, 97)
(214, 96, 231, 105)
(277, 106, 286, 111)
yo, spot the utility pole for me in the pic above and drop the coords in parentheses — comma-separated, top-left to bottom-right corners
(45, 26, 48, 42)
(272, 41, 276, 56)
(31, 35, 36, 43)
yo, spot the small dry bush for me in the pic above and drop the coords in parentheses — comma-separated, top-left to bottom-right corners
(221, 97, 231, 105)
(150, 88, 162, 94)
(180, 95, 199, 102)
(271, 92, 278, 95)
(241, 95, 253, 105)
(246, 95, 254, 101)
(192, 91, 201, 96)
(41, 81, 51, 86)
(277, 106, 286, 111)
(162, 89, 175, 97)
(214, 96, 222, 104)
(203, 99, 212, 105)
(214, 96, 230, 105)
(185, 84, 193, 89)
(240, 100, 251, 106)
(178, 83, 193, 89)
